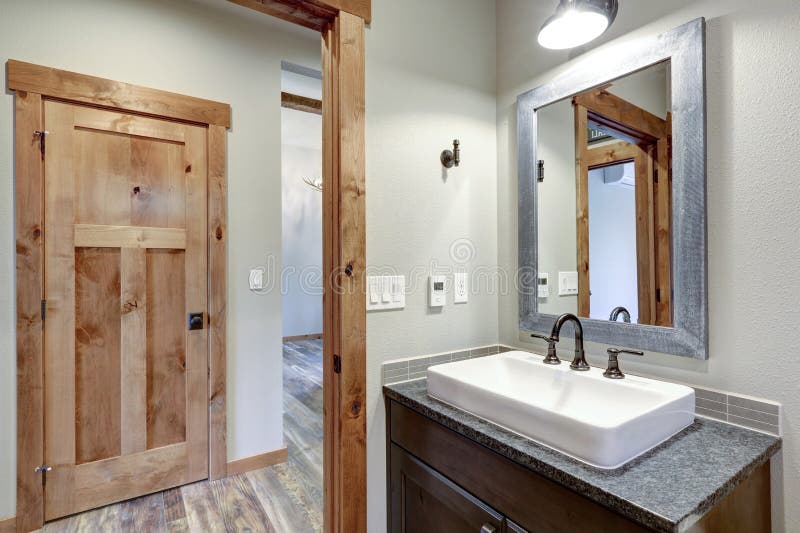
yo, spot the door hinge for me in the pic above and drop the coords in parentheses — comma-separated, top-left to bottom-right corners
(34, 130, 48, 158)
(656, 288, 662, 303)
(41, 299, 46, 321)
(34, 464, 52, 486)
(333, 354, 342, 374)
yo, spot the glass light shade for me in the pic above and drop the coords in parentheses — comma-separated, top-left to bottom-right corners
(538, 9, 610, 50)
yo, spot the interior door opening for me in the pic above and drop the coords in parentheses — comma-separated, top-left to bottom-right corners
(278, 60, 325, 530)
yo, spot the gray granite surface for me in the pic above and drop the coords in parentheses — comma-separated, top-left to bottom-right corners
(384, 379, 782, 533)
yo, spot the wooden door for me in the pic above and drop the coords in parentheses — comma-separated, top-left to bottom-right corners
(42, 100, 209, 520)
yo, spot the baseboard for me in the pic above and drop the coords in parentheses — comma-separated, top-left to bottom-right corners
(283, 333, 322, 342)
(0, 516, 15, 533)
(226, 447, 288, 476)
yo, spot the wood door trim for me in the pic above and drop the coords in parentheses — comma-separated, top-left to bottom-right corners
(574, 104, 590, 318)
(13, 64, 229, 532)
(584, 140, 638, 168)
(323, 11, 367, 533)
(15, 90, 45, 533)
(282, 91, 323, 115)
(225, 447, 289, 476)
(573, 89, 667, 142)
(7, 60, 231, 128)
(0, 516, 15, 533)
(208, 124, 228, 481)
(226, 0, 370, 30)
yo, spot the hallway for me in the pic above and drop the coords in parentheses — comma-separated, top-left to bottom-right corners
(39, 340, 324, 533)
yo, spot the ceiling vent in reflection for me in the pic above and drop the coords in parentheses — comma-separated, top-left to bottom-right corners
(602, 162, 635, 188)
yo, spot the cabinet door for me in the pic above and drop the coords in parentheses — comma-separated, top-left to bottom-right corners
(390, 444, 504, 533)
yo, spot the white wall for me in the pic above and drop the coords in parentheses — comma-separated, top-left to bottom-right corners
(281, 108, 323, 338)
(536, 99, 579, 315)
(0, 0, 319, 517)
(497, 1, 800, 530)
(365, 0, 498, 530)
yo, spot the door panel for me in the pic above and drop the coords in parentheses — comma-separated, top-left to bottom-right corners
(146, 249, 187, 450)
(43, 100, 208, 520)
(75, 247, 122, 465)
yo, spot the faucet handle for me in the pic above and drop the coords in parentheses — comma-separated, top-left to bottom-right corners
(531, 333, 561, 365)
(603, 348, 644, 379)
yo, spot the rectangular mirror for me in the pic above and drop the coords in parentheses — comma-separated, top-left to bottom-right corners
(538, 60, 673, 326)
(518, 19, 707, 358)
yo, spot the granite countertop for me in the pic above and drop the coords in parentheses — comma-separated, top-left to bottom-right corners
(384, 379, 782, 533)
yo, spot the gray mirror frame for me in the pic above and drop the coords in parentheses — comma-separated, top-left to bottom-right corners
(518, 18, 707, 359)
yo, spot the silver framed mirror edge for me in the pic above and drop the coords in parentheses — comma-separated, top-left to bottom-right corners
(517, 18, 708, 359)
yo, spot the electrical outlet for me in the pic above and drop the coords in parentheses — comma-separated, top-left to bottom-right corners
(454, 272, 468, 303)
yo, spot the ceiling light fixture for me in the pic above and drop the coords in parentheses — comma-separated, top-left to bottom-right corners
(538, 0, 618, 50)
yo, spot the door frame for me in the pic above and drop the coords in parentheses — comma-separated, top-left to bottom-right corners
(11, 60, 231, 532)
(572, 87, 672, 326)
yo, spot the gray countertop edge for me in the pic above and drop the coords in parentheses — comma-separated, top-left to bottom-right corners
(383, 380, 782, 533)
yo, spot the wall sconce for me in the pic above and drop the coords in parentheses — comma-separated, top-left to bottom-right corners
(441, 139, 461, 168)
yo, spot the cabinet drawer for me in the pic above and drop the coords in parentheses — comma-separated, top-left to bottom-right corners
(390, 444, 505, 533)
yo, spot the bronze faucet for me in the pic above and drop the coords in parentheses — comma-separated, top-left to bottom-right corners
(603, 348, 644, 379)
(551, 313, 590, 371)
(530, 333, 561, 365)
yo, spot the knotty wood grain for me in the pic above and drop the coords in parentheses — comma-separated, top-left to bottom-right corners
(208, 125, 228, 481)
(14, 90, 45, 533)
(119, 248, 147, 455)
(8, 60, 230, 127)
(75, 248, 122, 464)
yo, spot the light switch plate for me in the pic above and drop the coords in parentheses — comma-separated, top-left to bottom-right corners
(558, 271, 579, 296)
(454, 272, 468, 303)
(249, 268, 265, 291)
(367, 276, 405, 311)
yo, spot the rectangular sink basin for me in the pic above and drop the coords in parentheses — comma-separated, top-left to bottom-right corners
(427, 351, 695, 469)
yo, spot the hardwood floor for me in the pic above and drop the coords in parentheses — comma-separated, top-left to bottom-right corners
(39, 340, 324, 533)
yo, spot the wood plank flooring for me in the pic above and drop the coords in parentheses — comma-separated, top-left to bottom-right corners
(39, 340, 324, 533)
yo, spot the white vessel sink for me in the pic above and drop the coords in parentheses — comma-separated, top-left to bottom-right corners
(427, 351, 695, 469)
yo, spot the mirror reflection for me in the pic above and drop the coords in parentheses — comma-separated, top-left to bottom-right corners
(537, 60, 673, 326)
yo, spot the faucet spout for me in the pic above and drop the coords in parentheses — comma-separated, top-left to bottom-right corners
(609, 306, 631, 323)
(550, 313, 590, 371)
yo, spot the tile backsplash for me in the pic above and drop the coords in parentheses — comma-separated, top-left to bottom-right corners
(382, 345, 513, 384)
(382, 345, 782, 437)
(693, 386, 781, 436)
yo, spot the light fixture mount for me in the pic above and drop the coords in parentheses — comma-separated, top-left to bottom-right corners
(538, 0, 618, 50)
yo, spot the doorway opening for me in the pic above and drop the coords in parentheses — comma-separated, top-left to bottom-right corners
(279, 61, 325, 530)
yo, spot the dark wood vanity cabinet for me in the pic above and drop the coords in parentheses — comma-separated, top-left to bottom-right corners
(387, 399, 773, 533)
(387, 400, 649, 533)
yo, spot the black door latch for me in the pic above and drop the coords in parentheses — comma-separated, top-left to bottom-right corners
(188, 312, 204, 331)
